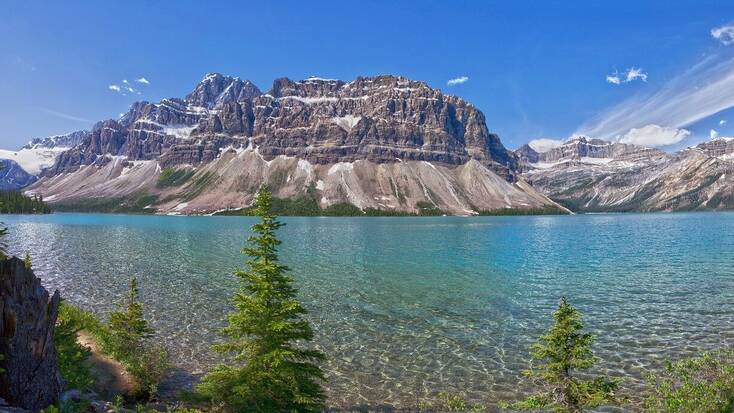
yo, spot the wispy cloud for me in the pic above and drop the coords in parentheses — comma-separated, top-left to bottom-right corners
(40, 108, 93, 123)
(135, 77, 150, 85)
(108, 84, 121, 92)
(710, 129, 720, 139)
(606, 67, 647, 85)
(721, 119, 728, 125)
(580, 54, 734, 139)
(711, 23, 734, 46)
(447, 76, 469, 86)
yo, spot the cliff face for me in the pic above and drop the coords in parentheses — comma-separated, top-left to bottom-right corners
(0, 257, 61, 411)
(46, 74, 518, 179)
(517, 136, 734, 212)
(29, 73, 561, 215)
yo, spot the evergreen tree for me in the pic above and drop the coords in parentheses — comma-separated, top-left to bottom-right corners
(507, 297, 619, 412)
(23, 252, 32, 270)
(106, 277, 153, 356)
(198, 187, 326, 413)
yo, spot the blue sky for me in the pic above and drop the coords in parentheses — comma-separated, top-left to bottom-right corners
(2, 0, 734, 150)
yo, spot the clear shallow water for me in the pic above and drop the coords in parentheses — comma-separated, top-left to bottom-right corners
(4, 212, 734, 409)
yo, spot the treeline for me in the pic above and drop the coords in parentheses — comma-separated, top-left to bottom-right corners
(0, 190, 51, 214)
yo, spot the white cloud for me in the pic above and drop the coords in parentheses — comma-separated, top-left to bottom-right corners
(447, 76, 469, 86)
(721, 119, 728, 125)
(580, 54, 734, 139)
(528, 138, 565, 153)
(710, 129, 720, 139)
(606, 73, 622, 85)
(135, 77, 150, 85)
(711, 23, 734, 46)
(109, 79, 142, 95)
(606, 68, 647, 85)
(625, 67, 648, 82)
(619, 124, 690, 147)
(108, 84, 121, 92)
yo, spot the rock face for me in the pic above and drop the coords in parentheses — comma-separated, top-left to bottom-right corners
(45, 74, 518, 179)
(517, 136, 734, 212)
(28, 73, 561, 215)
(0, 257, 61, 411)
(0, 131, 88, 190)
(0, 160, 36, 190)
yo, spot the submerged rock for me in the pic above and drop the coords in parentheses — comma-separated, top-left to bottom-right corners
(0, 257, 62, 411)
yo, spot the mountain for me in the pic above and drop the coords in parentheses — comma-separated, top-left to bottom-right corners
(28, 73, 561, 215)
(518, 136, 734, 212)
(0, 131, 88, 190)
(0, 159, 36, 190)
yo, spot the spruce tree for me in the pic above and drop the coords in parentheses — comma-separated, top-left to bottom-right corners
(508, 297, 619, 412)
(199, 187, 326, 413)
(23, 253, 32, 270)
(107, 277, 153, 356)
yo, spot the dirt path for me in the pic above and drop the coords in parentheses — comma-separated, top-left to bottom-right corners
(76, 331, 138, 397)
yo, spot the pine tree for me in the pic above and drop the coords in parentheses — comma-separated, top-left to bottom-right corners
(23, 253, 32, 270)
(198, 186, 326, 413)
(508, 297, 619, 412)
(107, 277, 153, 356)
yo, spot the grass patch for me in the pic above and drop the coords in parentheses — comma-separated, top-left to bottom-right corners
(156, 167, 195, 188)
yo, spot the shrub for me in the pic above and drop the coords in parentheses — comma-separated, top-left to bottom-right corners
(644, 351, 734, 412)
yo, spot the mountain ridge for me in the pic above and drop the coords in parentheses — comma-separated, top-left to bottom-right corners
(25, 73, 561, 215)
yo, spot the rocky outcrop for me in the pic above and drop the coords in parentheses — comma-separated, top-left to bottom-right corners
(0, 160, 36, 191)
(0, 257, 61, 411)
(518, 136, 734, 212)
(43, 73, 519, 180)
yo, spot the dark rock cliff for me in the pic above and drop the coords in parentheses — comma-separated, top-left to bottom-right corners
(0, 257, 61, 411)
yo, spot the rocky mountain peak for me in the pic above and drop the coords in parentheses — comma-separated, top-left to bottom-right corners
(22, 130, 88, 150)
(185, 73, 262, 108)
(517, 136, 668, 171)
(694, 137, 734, 159)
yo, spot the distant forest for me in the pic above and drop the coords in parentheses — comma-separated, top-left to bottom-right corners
(0, 190, 52, 214)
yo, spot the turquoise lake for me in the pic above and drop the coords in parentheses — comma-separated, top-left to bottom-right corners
(4, 212, 734, 409)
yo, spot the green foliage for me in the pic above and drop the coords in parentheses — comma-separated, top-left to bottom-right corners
(199, 186, 326, 412)
(0, 190, 52, 214)
(57, 285, 169, 400)
(157, 167, 196, 188)
(644, 351, 734, 413)
(415, 201, 445, 216)
(0, 353, 5, 375)
(0, 223, 7, 259)
(39, 401, 91, 413)
(24, 252, 31, 269)
(506, 297, 619, 412)
(418, 392, 484, 411)
(53, 192, 158, 214)
(476, 205, 569, 216)
(55, 301, 94, 390)
(102, 277, 169, 398)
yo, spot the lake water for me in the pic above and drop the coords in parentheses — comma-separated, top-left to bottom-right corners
(3, 212, 734, 409)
